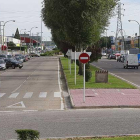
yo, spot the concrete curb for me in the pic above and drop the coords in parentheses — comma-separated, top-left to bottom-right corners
(72, 105, 140, 109)
(59, 58, 75, 108)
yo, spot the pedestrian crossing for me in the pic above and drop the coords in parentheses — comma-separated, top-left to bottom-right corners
(0, 92, 61, 99)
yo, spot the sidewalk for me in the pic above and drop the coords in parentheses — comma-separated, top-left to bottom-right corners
(70, 89, 140, 108)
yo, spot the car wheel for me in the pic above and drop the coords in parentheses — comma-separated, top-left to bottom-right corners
(137, 66, 138, 69)
(19, 66, 22, 69)
(12, 65, 15, 69)
(123, 66, 125, 69)
(6, 67, 9, 69)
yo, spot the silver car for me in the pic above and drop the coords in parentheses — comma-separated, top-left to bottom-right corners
(0, 59, 6, 70)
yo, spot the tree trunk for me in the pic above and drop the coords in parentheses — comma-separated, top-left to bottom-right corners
(78, 44, 83, 75)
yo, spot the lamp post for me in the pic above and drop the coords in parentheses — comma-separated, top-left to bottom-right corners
(128, 20, 140, 49)
(20, 29, 26, 54)
(36, 32, 43, 53)
(29, 27, 38, 54)
(3, 20, 15, 54)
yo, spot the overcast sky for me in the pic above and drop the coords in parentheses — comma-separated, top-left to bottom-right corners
(107, 0, 140, 37)
(0, 0, 51, 41)
(0, 0, 140, 41)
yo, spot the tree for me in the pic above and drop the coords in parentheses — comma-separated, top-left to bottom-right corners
(100, 36, 112, 49)
(14, 28, 20, 40)
(42, 0, 119, 74)
(7, 41, 16, 47)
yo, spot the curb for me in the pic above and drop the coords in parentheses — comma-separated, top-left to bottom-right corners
(59, 58, 75, 108)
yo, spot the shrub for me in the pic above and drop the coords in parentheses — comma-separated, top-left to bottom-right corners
(85, 63, 90, 69)
(15, 129, 40, 140)
(85, 69, 92, 82)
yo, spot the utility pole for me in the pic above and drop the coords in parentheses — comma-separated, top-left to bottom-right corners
(115, 3, 125, 51)
(41, 15, 43, 51)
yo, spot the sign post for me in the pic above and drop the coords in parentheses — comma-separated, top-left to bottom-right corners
(66, 49, 72, 74)
(75, 46, 76, 85)
(79, 53, 90, 103)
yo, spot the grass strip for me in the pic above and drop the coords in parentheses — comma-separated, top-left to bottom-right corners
(60, 57, 136, 89)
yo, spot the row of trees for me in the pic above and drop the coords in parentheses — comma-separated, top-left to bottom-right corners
(42, 0, 119, 74)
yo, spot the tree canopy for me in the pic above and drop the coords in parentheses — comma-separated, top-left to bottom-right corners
(42, 0, 118, 49)
(14, 28, 20, 40)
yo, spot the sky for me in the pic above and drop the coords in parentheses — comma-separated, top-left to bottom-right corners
(0, 0, 51, 41)
(107, 0, 140, 37)
(0, 0, 140, 41)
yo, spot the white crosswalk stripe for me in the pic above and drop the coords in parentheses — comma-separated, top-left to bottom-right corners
(0, 93, 6, 98)
(9, 93, 19, 98)
(39, 92, 47, 98)
(0, 92, 61, 99)
(54, 92, 61, 97)
(23, 92, 33, 98)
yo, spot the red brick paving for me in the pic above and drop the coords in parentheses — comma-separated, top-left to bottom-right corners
(70, 89, 140, 108)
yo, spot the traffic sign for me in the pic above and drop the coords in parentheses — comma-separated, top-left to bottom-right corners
(79, 53, 90, 64)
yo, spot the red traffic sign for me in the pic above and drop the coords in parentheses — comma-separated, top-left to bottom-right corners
(79, 53, 90, 64)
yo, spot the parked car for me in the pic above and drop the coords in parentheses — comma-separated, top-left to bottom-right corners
(7, 55, 13, 59)
(123, 54, 139, 69)
(30, 52, 40, 57)
(0, 55, 7, 60)
(5, 58, 23, 69)
(0, 59, 6, 70)
(109, 53, 116, 59)
(25, 55, 29, 61)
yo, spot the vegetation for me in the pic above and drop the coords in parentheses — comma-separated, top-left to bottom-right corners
(42, 0, 118, 74)
(60, 57, 136, 89)
(41, 49, 60, 56)
(7, 41, 16, 48)
(14, 28, 20, 40)
(15, 129, 40, 140)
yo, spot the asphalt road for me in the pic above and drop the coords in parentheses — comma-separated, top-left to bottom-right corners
(92, 57, 140, 87)
(0, 57, 63, 111)
(1, 109, 140, 140)
(1, 56, 140, 140)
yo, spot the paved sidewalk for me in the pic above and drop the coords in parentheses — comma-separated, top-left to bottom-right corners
(70, 89, 140, 108)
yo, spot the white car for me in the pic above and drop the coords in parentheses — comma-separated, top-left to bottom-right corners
(0, 59, 6, 70)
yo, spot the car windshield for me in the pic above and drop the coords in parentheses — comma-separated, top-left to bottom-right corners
(0, 55, 6, 58)
(7, 55, 12, 58)
(0, 59, 5, 64)
(9, 58, 17, 62)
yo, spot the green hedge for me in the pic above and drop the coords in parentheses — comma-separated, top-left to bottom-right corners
(15, 129, 40, 140)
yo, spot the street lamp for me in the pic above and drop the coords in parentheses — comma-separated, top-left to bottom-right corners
(20, 29, 26, 54)
(128, 20, 140, 49)
(29, 27, 38, 53)
(3, 20, 15, 53)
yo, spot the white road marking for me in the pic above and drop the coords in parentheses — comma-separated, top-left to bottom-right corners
(11, 69, 37, 93)
(0, 111, 14, 113)
(23, 92, 33, 98)
(6, 101, 25, 108)
(121, 92, 125, 95)
(94, 93, 98, 95)
(9, 93, 19, 98)
(0, 93, 6, 98)
(23, 110, 38, 112)
(39, 92, 47, 98)
(58, 60, 64, 110)
(54, 92, 61, 97)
